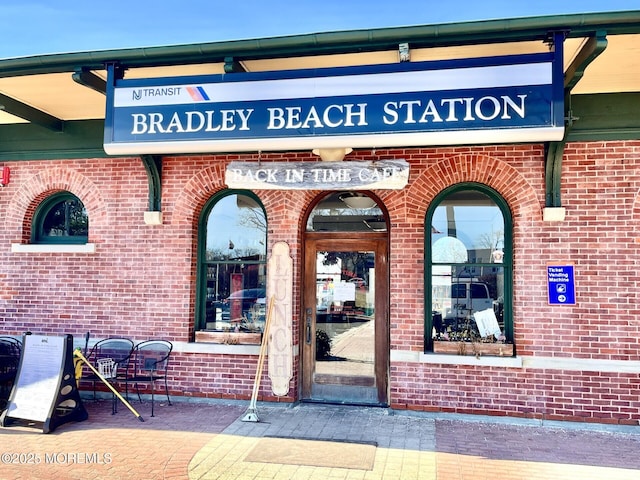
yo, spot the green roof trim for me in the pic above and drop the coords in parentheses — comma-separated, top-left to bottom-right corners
(0, 120, 107, 160)
(1, 11, 640, 77)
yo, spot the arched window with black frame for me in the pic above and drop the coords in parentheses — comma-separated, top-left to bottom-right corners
(32, 192, 88, 244)
(195, 191, 267, 334)
(425, 183, 513, 353)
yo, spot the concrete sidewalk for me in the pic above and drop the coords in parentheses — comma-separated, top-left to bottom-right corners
(1, 398, 639, 480)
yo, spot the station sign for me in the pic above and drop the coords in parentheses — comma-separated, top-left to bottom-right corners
(104, 50, 564, 155)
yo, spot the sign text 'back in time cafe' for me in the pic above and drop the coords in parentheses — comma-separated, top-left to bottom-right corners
(103, 49, 565, 155)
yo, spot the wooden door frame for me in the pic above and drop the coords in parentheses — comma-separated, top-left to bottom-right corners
(301, 232, 389, 405)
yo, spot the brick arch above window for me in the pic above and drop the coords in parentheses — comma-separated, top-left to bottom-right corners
(171, 164, 227, 228)
(404, 153, 540, 224)
(5, 166, 107, 244)
(630, 188, 640, 225)
(174, 163, 313, 237)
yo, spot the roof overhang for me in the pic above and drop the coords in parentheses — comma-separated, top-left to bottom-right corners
(0, 11, 639, 157)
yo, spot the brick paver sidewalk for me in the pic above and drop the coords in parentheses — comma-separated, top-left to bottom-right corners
(1, 399, 639, 480)
(0, 400, 243, 480)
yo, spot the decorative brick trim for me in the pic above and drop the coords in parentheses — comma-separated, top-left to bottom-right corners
(4, 163, 109, 244)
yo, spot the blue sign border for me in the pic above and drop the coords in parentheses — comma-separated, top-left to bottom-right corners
(104, 49, 565, 154)
(547, 264, 576, 305)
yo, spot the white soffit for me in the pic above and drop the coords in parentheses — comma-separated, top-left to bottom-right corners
(0, 72, 105, 121)
(0, 33, 639, 125)
(568, 34, 640, 94)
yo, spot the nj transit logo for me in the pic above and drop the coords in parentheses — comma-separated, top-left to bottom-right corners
(186, 86, 210, 101)
(130, 86, 205, 101)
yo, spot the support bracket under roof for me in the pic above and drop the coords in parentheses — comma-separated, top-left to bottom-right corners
(0, 93, 63, 131)
(545, 31, 608, 210)
(72, 67, 107, 95)
(141, 154, 162, 212)
(564, 30, 608, 93)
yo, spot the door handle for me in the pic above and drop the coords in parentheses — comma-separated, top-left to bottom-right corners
(305, 308, 312, 344)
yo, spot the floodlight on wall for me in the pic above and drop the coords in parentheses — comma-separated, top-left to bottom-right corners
(398, 42, 410, 62)
(312, 148, 353, 161)
(339, 193, 377, 209)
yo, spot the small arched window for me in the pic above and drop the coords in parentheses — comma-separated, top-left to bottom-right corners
(32, 192, 88, 244)
(306, 192, 385, 232)
(425, 183, 512, 352)
(196, 191, 267, 333)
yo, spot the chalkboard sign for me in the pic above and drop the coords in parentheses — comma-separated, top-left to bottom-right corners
(0, 334, 87, 433)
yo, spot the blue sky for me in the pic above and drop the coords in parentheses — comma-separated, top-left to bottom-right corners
(1, 1, 638, 59)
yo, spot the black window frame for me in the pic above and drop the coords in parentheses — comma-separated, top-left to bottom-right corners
(424, 182, 513, 352)
(31, 192, 89, 244)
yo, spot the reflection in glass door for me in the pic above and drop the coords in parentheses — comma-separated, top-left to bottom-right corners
(314, 250, 375, 380)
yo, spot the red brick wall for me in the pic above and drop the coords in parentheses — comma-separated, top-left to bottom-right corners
(1, 141, 640, 421)
(385, 141, 640, 424)
(390, 365, 640, 425)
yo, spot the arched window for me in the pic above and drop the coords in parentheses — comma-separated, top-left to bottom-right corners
(306, 192, 386, 232)
(196, 191, 267, 333)
(425, 183, 512, 352)
(32, 192, 88, 244)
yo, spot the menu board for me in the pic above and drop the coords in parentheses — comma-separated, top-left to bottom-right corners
(5, 335, 65, 422)
(1, 333, 87, 433)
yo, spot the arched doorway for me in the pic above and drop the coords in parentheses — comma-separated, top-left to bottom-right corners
(301, 192, 389, 405)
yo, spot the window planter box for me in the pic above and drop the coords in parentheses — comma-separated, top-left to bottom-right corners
(195, 331, 262, 345)
(433, 340, 514, 357)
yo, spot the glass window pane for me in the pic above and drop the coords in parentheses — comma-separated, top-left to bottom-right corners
(206, 194, 266, 261)
(204, 263, 266, 332)
(315, 250, 375, 378)
(429, 187, 508, 346)
(201, 192, 267, 333)
(35, 194, 88, 244)
(306, 192, 385, 232)
(432, 265, 505, 340)
(431, 190, 503, 264)
(42, 198, 88, 237)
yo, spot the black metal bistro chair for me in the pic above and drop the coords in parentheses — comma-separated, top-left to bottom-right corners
(125, 340, 172, 417)
(84, 337, 134, 413)
(0, 337, 22, 410)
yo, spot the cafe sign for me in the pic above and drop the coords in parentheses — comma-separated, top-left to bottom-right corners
(225, 160, 409, 190)
(104, 50, 564, 155)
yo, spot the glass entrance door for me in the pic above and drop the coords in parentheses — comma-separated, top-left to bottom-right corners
(302, 237, 388, 405)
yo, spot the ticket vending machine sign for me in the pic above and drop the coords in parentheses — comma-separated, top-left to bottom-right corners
(547, 264, 576, 305)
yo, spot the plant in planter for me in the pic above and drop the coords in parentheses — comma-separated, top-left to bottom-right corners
(432, 326, 513, 357)
(315, 329, 332, 359)
(195, 322, 263, 345)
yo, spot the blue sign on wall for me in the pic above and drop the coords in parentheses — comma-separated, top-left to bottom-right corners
(104, 51, 565, 155)
(547, 264, 576, 305)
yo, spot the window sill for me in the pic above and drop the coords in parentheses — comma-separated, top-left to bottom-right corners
(390, 349, 523, 368)
(11, 243, 96, 254)
(194, 330, 262, 345)
(423, 352, 522, 368)
(176, 340, 261, 355)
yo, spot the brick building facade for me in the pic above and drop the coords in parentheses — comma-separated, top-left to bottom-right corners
(1, 12, 640, 424)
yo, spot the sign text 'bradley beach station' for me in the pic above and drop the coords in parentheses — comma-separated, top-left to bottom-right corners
(104, 42, 565, 155)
